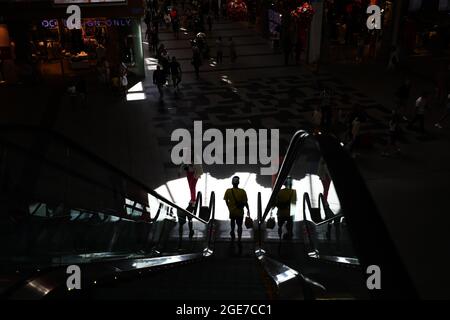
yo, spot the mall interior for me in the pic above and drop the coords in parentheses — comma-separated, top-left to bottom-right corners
(0, 0, 450, 301)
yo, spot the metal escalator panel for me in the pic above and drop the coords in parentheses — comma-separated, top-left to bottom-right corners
(260, 133, 358, 261)
(0, 126, 214, 279)
(259, 131, 417, 299)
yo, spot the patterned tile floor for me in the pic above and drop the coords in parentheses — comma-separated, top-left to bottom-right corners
(137, 19, 439, 179)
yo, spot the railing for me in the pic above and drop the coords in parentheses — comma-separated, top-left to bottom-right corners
(0, 124, 214, 269)
(0, 124, 205, 223)
(261, 130, 309, 222)
(257, 130, 417, 299)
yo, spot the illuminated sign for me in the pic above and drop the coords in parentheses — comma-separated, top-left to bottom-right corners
(41, 18, 132, 28)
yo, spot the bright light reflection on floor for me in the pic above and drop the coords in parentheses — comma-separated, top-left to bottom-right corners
(128, 81, 143, 92)
(145, 58, 158, 71)
(145, 57, 158, 65)
(151, 172, 341, 221)
(126, 92, 146, 101)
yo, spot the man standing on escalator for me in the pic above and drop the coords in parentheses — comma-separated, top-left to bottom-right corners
(274, 176, 296, 240)
(224, 176, 250, 244)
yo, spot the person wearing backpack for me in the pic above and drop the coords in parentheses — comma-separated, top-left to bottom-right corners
(273, 176, 296, 240)
(224, 176, 250, 243)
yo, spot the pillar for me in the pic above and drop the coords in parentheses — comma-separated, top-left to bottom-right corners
(131, 18, 145, 78)
(391, 0, 404, 48)
(308, 0, 324, 64)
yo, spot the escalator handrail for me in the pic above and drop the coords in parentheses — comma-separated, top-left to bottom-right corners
(206, 191, 215, 250)
(302, 192, 343, 226)
(260, 130, 418, 298)
(0, 124, 207, 225)
(261, 130, 309, 222)
(315, 213, 344, 227)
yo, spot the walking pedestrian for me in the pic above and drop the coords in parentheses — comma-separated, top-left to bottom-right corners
(283, 37, 292, 66)
(320, 87, 333, 130)
(346, 116, 361, 158)
(153, 65, 166, 99)
(119, 73, 128, 100)
(295, 40, 303, 65)
(216, 36, 223, 63)
(408, 91, 429, 133)
(395, 78, 411, 121)
(229, 37, 237, 62)
(164, 11, 171, 29)
(191, 42, 202, 80)
(179, 155, 203, 203)
(169, 56, 182, 91)
(172, 17, 180, 39)
(150, 28, 159, 55)
(435, 94, 450, 129)
(382, 110, 401, 157)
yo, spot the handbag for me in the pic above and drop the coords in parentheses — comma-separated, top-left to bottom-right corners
(245, 216, 253, 229)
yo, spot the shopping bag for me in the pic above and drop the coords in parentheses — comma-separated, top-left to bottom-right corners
(245, 216, 253, 229)
(266, 217, 276, 229)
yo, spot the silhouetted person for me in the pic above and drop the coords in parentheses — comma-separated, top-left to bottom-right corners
(229, 37, 237, 62)
(169, 56, 182, 91)
(408, 91, 429, 133)
(177, 201, 195, 248)
(395, 78, 411, 121)
(216, 37, 223, 63)
(320, 87, 332, 130)
(273, 176, 296, 240)
(435, 94, 450, 129)
(179, 163, 203, 204)
(283, 38, 292, 66)
(224, 176, 250, 243)
(192, 43, 202, 80)
(382, 110, 401, 157)
(153, 65, 166, 99)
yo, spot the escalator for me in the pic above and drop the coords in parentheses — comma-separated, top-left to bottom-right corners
(0, 125, 417, 300)
(0, 125, 216, 299)
(255, 131, 417, 300)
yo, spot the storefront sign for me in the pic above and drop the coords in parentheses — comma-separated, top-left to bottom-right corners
(41, 18, 132, 29)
